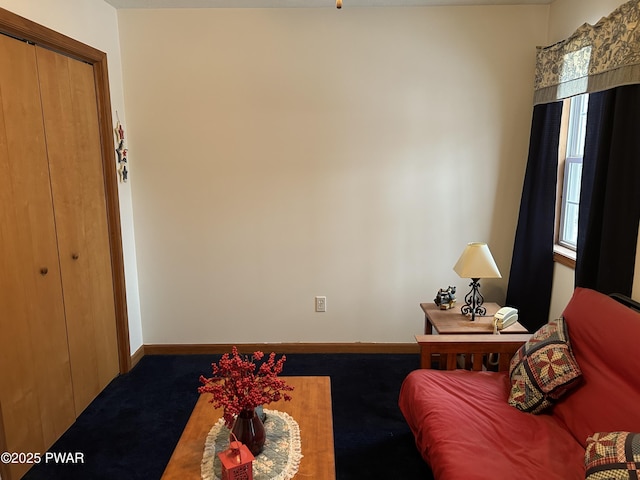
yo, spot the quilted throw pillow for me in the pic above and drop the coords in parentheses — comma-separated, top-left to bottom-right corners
(507, 317, 582, 414)
(585, 432, 640, 480)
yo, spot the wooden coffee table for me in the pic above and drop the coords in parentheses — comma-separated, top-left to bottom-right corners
(161, 376, 335, 479)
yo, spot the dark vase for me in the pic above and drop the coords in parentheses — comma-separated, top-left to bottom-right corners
(231, 409, 266, 456)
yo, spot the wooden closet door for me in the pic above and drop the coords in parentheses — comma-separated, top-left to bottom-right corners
(0, 35, 76, 479)
(36, 46, 120, 415)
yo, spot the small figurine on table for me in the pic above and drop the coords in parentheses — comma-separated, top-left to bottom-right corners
(434, 286, 456, 310)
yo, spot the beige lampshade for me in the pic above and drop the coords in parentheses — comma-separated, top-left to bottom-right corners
(453, 242, 502, 279)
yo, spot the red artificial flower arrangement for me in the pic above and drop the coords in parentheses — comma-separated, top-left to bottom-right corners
(198, 346, 294, 428)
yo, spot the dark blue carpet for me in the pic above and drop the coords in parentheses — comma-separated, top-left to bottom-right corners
(23, 353, 433, 480)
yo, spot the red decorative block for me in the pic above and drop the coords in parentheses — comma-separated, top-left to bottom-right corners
(219, 440, 254, 480)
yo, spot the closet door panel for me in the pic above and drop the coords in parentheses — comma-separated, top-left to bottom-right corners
(36, 46, 119, 415)
(0, 35, 75, 478)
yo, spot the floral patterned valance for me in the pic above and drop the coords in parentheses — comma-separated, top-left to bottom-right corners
(534, 0, 640, 105)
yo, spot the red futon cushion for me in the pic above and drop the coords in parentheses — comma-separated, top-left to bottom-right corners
(399, 368, 584, 480)
(552, 288, 640, 448)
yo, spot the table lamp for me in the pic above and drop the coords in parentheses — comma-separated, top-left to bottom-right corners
(453, 242, 501, 321)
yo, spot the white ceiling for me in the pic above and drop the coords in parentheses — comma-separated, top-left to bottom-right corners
(104, 0, 552, 9)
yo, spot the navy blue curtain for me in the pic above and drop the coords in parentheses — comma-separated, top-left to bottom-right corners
(505, 102, 562, 333)
(575, 85, 640, 296)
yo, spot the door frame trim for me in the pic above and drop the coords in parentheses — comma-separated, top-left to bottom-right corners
(0, 8, 131, 375)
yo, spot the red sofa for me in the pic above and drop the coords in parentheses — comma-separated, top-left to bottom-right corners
(399, 288, 640, 479)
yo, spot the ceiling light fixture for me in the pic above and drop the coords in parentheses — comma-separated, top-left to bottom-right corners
(336, 0, 342, 8)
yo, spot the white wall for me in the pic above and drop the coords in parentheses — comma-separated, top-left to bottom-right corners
(0, 0, 144, 354)
(1, 0, 634, 351)
(546, 0, 639, 320)
(6, 0, 634, 347)
(548, 0, 626, 43)
(118, 6, 548, 344)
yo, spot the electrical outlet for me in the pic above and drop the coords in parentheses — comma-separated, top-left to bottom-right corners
(315, 296, 326, 312)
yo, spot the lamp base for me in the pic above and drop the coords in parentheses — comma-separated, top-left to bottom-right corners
(460, 278, 486, 321)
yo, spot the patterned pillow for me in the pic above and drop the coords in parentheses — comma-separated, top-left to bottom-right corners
(585, 432, 640, 480)
(507, 317, 582, 414)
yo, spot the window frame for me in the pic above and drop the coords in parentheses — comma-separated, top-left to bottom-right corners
(558, 156, 582, 250)
(554, 95, 588, 269)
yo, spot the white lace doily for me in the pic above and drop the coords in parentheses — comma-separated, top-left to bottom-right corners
(201, 409, 302, 480)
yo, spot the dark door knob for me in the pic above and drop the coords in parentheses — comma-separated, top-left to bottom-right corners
(40, 267, 48, 276)
(72, 253, 79, 260)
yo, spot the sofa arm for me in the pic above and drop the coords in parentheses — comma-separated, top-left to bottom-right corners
(415, 334, 532, 371)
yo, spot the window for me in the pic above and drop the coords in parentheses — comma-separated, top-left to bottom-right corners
(556, 93, 588, 258)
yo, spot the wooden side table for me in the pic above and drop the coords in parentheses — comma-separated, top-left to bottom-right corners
(419, 302, 529, 370)
(414, 334, 532, 370)
(421, 302, 529, 335)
